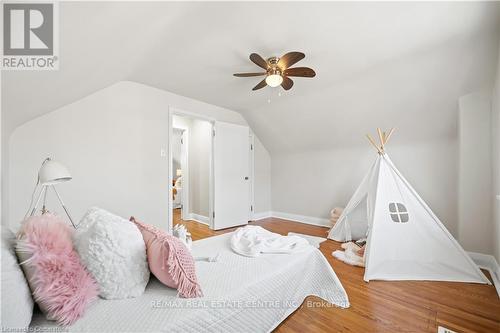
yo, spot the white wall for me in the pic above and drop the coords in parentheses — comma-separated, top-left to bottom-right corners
(0, 70, 3, 225)
(1, 70, 8, 227)
(271, 139, 459, 235)
(8, 81, 270, 231)
(492, 49, 500, 262)
(458, 91, 494, 255)
(253, 136, 272, 215)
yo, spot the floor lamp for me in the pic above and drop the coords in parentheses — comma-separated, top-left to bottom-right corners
(27, 158, 77, 228)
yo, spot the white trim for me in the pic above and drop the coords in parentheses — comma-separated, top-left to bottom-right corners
(188, 213, 210, 225)
(175, 128, 189, 221)
(169, 107, 216, 123)
(252, 211, 272, 221)
(208, 121, 215, 230)
(167, 108, 174, 233)
(467, 252, 500, 297)
(271, 211, 331, 227)
(248, 132, 255, 221)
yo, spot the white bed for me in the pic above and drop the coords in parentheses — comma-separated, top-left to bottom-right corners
(30, 232, 349, 332)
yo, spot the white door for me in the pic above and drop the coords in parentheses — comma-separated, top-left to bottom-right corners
(213, 121, 249, 230)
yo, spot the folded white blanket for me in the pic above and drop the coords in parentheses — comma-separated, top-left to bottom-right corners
(231, 225, 312, 257)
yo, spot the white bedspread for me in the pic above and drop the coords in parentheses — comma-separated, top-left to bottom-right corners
(30, 232, 349, 333)
(231, 225, 311, 257)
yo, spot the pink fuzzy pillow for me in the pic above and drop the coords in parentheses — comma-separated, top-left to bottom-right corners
(16, 214, 99, 326)
(130, 217, 202, 298)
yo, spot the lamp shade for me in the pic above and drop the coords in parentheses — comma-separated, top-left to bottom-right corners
(38, 159, 72, 185)
(265, 74, 283, 87)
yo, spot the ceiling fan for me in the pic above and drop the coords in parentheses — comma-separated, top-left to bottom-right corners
(233, 52, 316, 91)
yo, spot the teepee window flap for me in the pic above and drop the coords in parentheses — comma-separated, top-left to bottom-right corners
(389, 202, 409, 223)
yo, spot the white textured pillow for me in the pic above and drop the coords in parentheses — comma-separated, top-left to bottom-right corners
(1, 229, 34, 329)
(74, 207, 150, 299)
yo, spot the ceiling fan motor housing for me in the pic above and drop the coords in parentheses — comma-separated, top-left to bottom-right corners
(267, 57, 282, 76)
(267, 57, 280, 66)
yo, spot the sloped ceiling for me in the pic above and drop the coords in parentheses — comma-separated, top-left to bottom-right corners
(3, 2, 500, 153)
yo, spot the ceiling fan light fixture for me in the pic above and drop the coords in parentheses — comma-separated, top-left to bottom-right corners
(265, 74, 283, 87)
(234, 52, 314, 91)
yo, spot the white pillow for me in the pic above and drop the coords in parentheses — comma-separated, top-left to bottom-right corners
(74, 207, 150, 299)
(1, 229, 34, 329)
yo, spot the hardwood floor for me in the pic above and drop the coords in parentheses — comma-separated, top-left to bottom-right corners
(173, 209, 500, 333)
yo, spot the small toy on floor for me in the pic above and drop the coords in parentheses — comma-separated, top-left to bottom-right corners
(332, 241, 365, 267)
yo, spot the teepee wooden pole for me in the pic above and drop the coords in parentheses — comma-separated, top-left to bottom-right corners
(385, 127, 396, 145)
(377, 128, 385, 151)
(366, 134, 382, 153)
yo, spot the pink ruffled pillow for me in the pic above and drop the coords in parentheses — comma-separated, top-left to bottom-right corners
(16, 214, 99, 326)
(130, 217, 202, 298)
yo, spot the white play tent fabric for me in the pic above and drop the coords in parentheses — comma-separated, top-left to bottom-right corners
(328, 153, 490, 284)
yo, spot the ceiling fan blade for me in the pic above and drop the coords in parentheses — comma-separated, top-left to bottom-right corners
(281, 76, 294, 90)
(233, 72, 266, 77)
(252, 79, 267, 91)
(284, 67, 316, 78)
(277, 52, 305, 70)
(249, 53, 268, 70)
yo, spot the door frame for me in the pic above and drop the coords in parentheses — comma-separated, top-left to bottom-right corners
(172, 128, 188, 220)
(168, 107, 215, 231)
(248, 132, 255, 221)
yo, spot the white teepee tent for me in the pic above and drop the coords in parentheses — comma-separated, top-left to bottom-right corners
(328, 128, 490, 284)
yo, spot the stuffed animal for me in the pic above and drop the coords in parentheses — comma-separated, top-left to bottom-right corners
(332, 241, 365, 267)
(172, 224, 192, 250)
(329, 207, 344, 226)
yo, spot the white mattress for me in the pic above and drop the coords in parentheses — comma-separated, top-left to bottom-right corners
(30, 232, 349, 332)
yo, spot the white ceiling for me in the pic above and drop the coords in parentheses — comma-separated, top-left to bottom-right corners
(3, 2, 500, 153)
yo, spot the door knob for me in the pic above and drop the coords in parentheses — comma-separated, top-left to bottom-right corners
(244, 177, 249, 180)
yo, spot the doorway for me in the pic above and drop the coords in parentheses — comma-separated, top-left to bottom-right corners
(168, 107, 254, 232)
(170, 113, 212, 230)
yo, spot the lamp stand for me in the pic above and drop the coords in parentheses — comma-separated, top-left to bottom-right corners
(30, 185, 77, 229)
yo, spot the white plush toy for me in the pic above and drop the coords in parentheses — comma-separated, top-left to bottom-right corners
(173, 224, 192, 251)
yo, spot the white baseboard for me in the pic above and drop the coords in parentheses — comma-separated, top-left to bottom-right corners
(188, 213, 209, 225)
(271, 211, 331, 228)
(252, 211, 272, 221)
(468, 251, 500, 297)
(252, 211, 331, 227)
